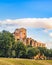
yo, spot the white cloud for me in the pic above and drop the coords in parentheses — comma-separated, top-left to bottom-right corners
(43, 29, 48, 33)
(0, 18, 52, 48)
(49, 33, 52, 37)
(0, 18, 52, 29)
(46, 42, 52, 49)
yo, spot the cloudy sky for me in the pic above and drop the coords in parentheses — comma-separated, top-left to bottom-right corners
(0, 0, 52, 48)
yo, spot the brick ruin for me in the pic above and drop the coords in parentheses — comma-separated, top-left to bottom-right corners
(13, 28, 46, 47)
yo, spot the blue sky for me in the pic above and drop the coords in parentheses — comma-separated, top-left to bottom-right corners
(0, 0, 52, 19)
(0, 0, 52, 48)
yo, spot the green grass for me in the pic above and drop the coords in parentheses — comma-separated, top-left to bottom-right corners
(0, 58, 52, 65)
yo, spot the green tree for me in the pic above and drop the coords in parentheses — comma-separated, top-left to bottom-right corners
(15, 41, 26, 58)
(0, 30, 15, 57)
(26, 46, 40, 59)
(45, 49, 52, 57)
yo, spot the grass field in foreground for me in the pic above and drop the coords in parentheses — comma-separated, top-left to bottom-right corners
(0, 58, 52, 65)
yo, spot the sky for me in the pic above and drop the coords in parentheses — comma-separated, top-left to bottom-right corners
(0, 0, 52, 48)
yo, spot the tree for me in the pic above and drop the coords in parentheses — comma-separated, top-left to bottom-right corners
(45, 49, 52, 57)
(49, 49, 52, 57)
(26, 46, 40, 59)
(15, 41, 26, 58)
(38, 47, 46, 55)
(37, 47, 52, 58)
(0, 30, 15, 57)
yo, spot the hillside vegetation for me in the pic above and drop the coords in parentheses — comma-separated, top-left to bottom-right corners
(0, 31, 52, 59)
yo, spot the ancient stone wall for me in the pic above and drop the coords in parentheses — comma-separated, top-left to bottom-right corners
(13, 28, 46, 47)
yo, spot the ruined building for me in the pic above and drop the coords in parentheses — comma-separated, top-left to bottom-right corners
(13, 28, 46, 47)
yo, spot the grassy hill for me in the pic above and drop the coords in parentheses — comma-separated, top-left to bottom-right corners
(0, 58, 52, 65)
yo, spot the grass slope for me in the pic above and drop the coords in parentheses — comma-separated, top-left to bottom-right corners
(0, 58, 52, 65)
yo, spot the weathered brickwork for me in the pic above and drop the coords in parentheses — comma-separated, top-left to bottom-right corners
(13, 28, 46, 47)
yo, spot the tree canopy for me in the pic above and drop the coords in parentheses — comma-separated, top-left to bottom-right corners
(0, 30, 52, 59)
